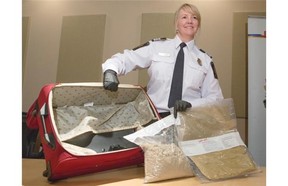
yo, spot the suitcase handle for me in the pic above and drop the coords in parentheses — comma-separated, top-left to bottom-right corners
(40, 103, 55, 149)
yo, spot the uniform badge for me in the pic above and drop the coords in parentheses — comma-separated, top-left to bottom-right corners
(197, 58, 202, 66)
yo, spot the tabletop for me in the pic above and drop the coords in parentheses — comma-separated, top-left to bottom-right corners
(22, 158, 266, 186)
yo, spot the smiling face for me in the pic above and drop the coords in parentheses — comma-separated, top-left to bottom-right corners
(175, 4, 201, 42)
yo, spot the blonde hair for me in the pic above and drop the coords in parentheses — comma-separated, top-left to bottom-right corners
(174, 3, 201, 28)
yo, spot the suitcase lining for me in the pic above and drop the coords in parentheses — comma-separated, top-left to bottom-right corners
(49, 86, 157, 155)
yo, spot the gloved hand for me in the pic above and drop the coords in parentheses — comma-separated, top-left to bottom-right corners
(103, 69, 119, 91)
(173, 100, 192, 118)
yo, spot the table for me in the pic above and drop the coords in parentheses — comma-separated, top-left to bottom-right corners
(22, 158, 266, 185)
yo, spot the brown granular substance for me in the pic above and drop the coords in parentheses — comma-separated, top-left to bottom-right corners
(141, 143, 194, 183)
(178, 104, 237, 141)
(189, 146, 258, 181)
(178, 99, 259, 181)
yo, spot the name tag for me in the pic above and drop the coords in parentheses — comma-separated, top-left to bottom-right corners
(158, 52, 170, 57)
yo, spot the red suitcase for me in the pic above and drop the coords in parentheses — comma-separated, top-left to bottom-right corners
(26, 82, 159, 181)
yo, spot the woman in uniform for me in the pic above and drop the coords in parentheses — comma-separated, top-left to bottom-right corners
(102, 3, 223, 118)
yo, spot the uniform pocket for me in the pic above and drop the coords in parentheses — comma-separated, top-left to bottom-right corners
(149, 54, 175, 81)
(152, 54, 174, 64)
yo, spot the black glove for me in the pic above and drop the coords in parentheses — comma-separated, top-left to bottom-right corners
(173, 100, 192, 118)
(103, 69, 119, 91)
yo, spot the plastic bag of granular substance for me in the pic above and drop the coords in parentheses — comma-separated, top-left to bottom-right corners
(134, 125, 194, 183)
(176, 98, 260, 182)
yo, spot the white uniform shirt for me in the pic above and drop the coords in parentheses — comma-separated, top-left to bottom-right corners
(102, 35, 223, 113)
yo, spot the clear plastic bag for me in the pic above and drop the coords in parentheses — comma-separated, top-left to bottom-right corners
(133, 125, 194, 183)
(176, 98, 260, 182)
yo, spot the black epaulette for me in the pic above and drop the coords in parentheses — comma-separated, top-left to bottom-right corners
(210, 62, 218, 79)
(132, 41, 150, 51)
(200, 49, 217, 78)
(151, 37, 167, 42)
(133, 38, 167, 51)
(200, 48, 212, 59)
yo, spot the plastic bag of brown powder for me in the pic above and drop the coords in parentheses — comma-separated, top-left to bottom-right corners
(176, 98, 260, 182)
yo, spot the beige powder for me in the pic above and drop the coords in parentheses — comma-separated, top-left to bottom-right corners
(142, 143, 194, 183)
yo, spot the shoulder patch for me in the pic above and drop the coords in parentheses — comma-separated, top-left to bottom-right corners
(200, 48, 212, 59)
(210, 62, 218, 79)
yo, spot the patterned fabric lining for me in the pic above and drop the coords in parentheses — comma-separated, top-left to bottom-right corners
(52, 86, 142, 107)
(52, 86, 155, 141)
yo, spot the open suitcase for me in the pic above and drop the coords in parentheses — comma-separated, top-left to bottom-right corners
(26, 82, 160, 181)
